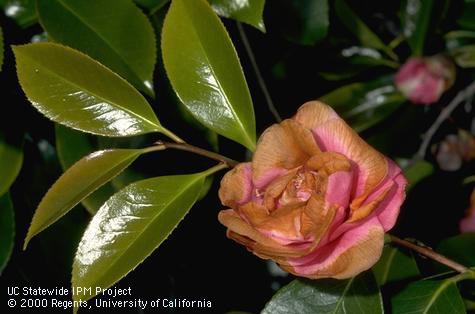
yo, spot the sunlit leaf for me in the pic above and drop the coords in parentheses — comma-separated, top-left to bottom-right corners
(401, 0, 433, 56)
(55, 125, 118, 214)
(372, 245, 420, 286)
(334, 0, 396, 60)
(37, 0, 156, 96)
(72, 168, 218, 302)
(211, 0, 266, 32)
(24, 148, 144, 248)
(392, 278, 465, 314)
(262, 272, 383, 314)
(13, 43, 165, 137)
(0, 193, 15, 274)
(0, 132, 23, 196)
(319, 76, 406, 132)
(1, 0, 37, 28)
(269, 0, 328, 45)
(162, 0, 256, 150)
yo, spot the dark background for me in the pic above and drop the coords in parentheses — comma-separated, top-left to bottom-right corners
(1, 0, 474, 313)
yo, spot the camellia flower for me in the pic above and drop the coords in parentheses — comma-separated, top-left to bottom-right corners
(395, 55, 455, 105)
(218, 101, 407, 279)
(460, 189, 475, 233)
(436, 130, 475, 171)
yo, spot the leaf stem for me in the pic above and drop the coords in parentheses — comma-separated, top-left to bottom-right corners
(236, 22, 282, 122)
(154, 141, 240, 167)
(389, 234, 469, 273)
(159, 126, 185, 143)
(413, 81, 475, 162)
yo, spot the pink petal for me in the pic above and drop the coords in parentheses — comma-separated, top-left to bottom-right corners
(325, 170, 354, 208)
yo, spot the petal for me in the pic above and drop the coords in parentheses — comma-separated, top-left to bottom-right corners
(219, 163, 253, 207)
(460, 215, 475, 233)
(253, 119, 319, 188)
(312, 118, 388, 206)
(284, 217, 385, 279)
(293, 101, 339, 130)
(325, 171, 354, 209)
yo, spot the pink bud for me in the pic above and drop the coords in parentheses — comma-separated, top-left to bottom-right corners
(395, 56, 455, 105)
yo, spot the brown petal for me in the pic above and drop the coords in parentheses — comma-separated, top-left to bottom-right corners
(300, 196, 337, 243)
(219, 162, 253, 208)
(293, 101, 339, 130)
(252, 119, 319, 187)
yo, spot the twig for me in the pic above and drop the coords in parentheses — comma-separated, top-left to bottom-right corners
(236, 22, 282, 122)
(389, 234, 468, 273)
(154, 141, 239, 167)
(413, 81, 475, 162)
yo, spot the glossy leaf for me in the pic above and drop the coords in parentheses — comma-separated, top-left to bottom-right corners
(404, 160, 434, 191)
(210, 0, 266, 32)
(55, 125, 118, 214)
(392, 279, 465, 314)
(1, 0, 37, 28)
(437, 233, 475, 268)
(162, 0, 256, 151)
(319, 76, 406, 132)
(37, 0, 156, 96)
(72, 170, 215, 302)
(340, 46, 399, 68)
(262, 272, 383, 314)
(24, 148, 143, 248)
(0, 193, 15, 274)
(0, 26, 3, 71)
(372, 245, 420, 286)
(270, 0, 328, 45)
(13, 43, 164, 137)
(401, 0, 433, 56)
(0, 132, 24, 196)
(334, 0, 395, 60)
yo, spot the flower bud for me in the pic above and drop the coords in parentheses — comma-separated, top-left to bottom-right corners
(395, 55, 455, 105)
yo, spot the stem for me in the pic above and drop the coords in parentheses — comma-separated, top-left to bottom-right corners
(236, 22, 282, 122)
(159, 126, 185, 143)
(413, 81, 475, 162)
(201, 163, 229, 177)
(389, 234, 469, 273)
(155, 141, 239, 167)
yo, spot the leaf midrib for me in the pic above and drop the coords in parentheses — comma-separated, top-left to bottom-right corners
(178, 0, 254, 148)
(19, 48, 160, 131)
(51, 0, 147, 87)
(332, 277, 355, 313)
(380, 248, 397, 285)
(75, 173, 204, 295)
(421, 280, 452, 314)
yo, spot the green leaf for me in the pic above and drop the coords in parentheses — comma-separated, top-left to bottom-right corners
(162, 0, 256, 151)
(404, 160, 434, 191)
(24, 148, 143, 249)
(372, 245, 420, 286)
(13, 43, 164, 137)
(262, 271, 383, 314)
(55, 125, 118, 214)
(401, 0, 433, 56)
(392, 278, 465, 314)
(271, 0, 328, 45)
(37, 0, 157, 97)
(319, 76, 406, 132)
(437, 233, 475, 268)
(1, 0, 37, 28)
(0, 132, 23, 196)
(72, 168, 218, 302)
(0, 26, 4, 71)
(334, 0, 396, 60)
(340, 46, 399, 68)
(210, 0, 266, 32)
(0, 193, 15, 274)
